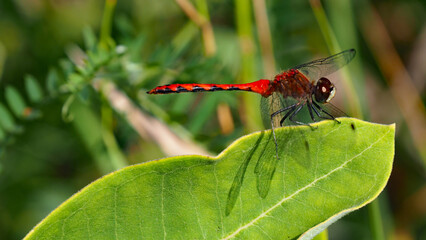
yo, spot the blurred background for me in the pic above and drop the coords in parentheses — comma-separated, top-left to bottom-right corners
(0, 0, 424, 239)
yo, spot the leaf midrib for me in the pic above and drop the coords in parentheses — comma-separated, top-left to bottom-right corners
(221, 127, 391, 239)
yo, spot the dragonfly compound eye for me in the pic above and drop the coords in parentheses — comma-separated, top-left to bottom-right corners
(314, 77, 335, 103)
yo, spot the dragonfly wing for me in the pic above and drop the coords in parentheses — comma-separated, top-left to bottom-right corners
(258, 93, 343, 198)
(257, 93, 299, 198)
(295, 49, 356, 82)
(260, 93, 284, 128)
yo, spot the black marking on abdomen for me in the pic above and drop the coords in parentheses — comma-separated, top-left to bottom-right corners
(228, 86, 241, 91)
(176, 86, 190, 92)
(191, 86, 206, 92)
(209, 86, 224, 91)
(159, 88, 174, 93)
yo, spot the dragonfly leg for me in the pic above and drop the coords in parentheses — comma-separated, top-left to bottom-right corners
(269, 103, 298, 160)
(306, 101, 317, 122)
(288, 104, 304, 125)
(279, 105, 298, 126)
(270, 103, 297, 120)
(312, 101, 341, 123)
(288, 104, 318, 129)
(269, 120, 279, 160)
(311, 102, 328, 119)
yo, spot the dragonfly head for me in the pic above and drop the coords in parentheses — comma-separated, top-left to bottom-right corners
(314, 77, 335, 103)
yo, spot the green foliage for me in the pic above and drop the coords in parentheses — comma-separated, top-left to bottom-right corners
(25, 119, 395, 239)
(5, 86, 27, 118)
(25, 75, 44, 103)
(0, 27, 124, 149)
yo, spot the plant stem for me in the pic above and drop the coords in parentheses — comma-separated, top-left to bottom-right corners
(327, 0, 368, 119)
(368, 199, 385, 240)
(309, 0, 363, 119)
(252, 0, 275, 77)
(101, 102, 128, 170)
(175, 0, 216, 56)
(70, 100, 115, 174)
(99, 0, 126, 171)
(100, 0, 117, 48)
(235, 0, 262, 132)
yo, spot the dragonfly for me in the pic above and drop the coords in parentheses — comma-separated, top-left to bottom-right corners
(148, 49, 356, 214)
(147, 49, 356, 158)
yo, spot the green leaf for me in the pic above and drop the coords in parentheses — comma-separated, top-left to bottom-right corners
(0, 103, 16, 132)
(25, 119, 395, 239)
(25, 75, 44, 103)
(69, 72, 85, 83)
(46, 68, 60, 96)
(5, 86, 27, 117)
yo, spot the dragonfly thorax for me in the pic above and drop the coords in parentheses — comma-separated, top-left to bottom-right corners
(273, 70, 313, 100)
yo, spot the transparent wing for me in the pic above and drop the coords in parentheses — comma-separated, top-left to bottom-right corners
(258, 93, 347, 197)
(295, 49, 356, 81)
(258, 93, 304, 198)
(260, 92, 285, 129)
(257, 93, 282, 197)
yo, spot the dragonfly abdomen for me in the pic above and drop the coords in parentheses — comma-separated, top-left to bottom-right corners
(147, 80, 273, 96)
(147, 83, 241, 94)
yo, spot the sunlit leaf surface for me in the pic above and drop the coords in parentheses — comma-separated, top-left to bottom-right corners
(26, 118, 395, 239)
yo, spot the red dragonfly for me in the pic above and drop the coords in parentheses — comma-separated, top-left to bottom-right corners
(148, 49, 356, 210)
(148, 49, 356, 158)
